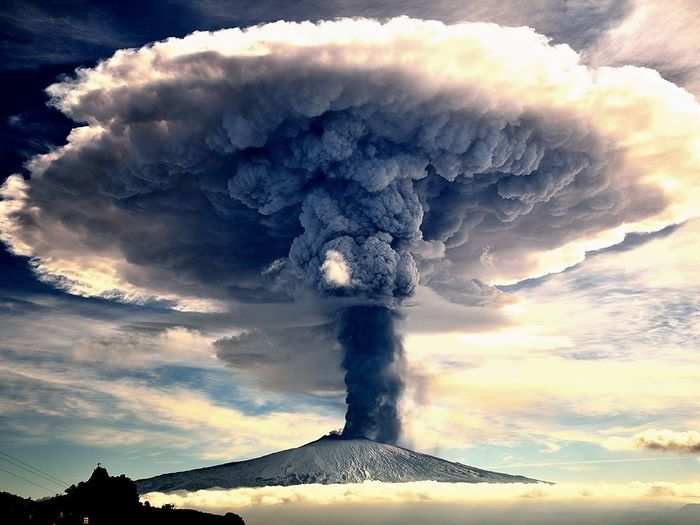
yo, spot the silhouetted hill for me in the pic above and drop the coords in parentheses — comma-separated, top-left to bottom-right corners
(675, 504, 700, 524)
(1, 491, 35, 524)
(1, 466, 245, 525)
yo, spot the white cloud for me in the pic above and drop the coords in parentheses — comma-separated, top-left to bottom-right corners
(588, 0, 700, 97)
(142, 480, 700, 525)
(321, 250, 351, 287)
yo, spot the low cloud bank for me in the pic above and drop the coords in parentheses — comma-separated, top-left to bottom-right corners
(143, 481, 700, 524)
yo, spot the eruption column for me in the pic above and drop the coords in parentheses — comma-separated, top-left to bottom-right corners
(2, 17, 692, 451)
(338, 305, 405, 444)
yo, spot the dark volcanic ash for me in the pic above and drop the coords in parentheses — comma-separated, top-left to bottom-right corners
(2, 18, 696, 443)
(338, 306, 405, 443)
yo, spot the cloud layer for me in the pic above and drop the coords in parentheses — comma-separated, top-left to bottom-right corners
(143, 481, 700, 525)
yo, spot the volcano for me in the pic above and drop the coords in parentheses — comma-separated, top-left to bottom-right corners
(136, 435, 541, 493)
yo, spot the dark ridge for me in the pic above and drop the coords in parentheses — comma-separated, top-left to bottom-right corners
(2, 465, 245, 525)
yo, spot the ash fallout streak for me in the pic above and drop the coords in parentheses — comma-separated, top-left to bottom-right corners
(2, 18, 697, 443)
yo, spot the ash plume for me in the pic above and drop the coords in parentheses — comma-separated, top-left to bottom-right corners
(2, 18, 699, 444)
(338, 306, 405, 443)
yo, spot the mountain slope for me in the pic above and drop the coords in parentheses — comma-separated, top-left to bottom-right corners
(136, 435, 540, 493)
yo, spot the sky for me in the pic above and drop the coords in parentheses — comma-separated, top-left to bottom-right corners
(1, 0, 700, 520)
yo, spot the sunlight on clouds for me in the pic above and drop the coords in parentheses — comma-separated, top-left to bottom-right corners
(142, 480, 700, 525)
(4, 18, 700, 303)
(583, 220, 700, 290)
(321, 250, 352, 287)
(1, 306, 223, 370)
(72, 326, 220, 369)
(0, 124, 224, 312)
(82, 381, 340, 460)
(400, 221, 700, 453)
(402, 327, 574, 367)
(0, 360, 340, 460)
(64, 426, 170, 448)
(491, 226, 629, 286)
(590, 0, 700, 97)
(0, 174, 225, 312)
(143, 480, 700, 507)
(401, 355, 700, 451)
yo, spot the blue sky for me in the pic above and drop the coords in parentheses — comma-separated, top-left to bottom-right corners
(1, 0, 700, 503)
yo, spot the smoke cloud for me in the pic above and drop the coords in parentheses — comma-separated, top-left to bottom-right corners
(214, 324, 343, 397)
(2, 17, 700, 442)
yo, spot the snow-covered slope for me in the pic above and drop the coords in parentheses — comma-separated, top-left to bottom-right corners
(136, 435, 540, 493)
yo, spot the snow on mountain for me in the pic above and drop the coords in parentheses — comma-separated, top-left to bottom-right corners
(136, 435, 541, 493)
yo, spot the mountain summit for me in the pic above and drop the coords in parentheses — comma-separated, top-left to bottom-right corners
(136, 435, 540, 493)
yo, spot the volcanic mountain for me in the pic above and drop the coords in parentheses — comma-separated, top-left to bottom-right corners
(136, 434, 540, 493)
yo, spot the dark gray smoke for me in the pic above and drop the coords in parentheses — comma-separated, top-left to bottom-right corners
(338, 305, 405, 443)
(1, 19, 682, 444)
